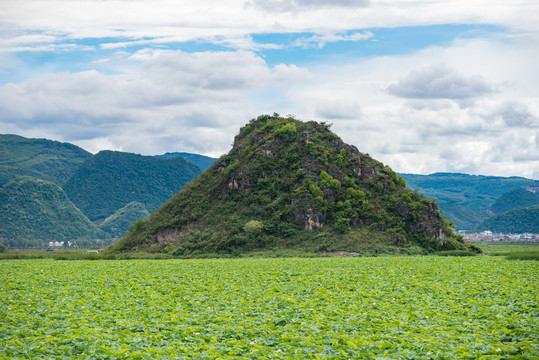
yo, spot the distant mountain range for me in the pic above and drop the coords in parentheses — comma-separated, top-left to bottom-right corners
(0, 134, 537, 248)
(399, 173, 538, 232)
(0, 134, 214, 248)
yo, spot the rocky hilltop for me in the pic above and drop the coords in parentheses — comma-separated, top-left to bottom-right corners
(108, 114, 476, 256)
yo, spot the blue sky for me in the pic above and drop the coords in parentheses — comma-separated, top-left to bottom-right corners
(0, 0, 538, 178)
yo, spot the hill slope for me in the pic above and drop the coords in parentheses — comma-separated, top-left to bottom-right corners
(490, 188, 539, 214)
(63, 150, 201, 221)
(475, 205, 539, 233)
(437, 201, 489, 231)
(0, 176, 103, 248)
(109, 115, 473, 256)
(0, 134, 92, 187)
(157, 152, 217, 170)
(100, 202, 149, 238)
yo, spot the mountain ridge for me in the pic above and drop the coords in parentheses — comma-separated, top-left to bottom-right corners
(0, 134, 92, 187)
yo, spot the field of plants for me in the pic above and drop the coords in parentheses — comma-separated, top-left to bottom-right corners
(1, 256, 537, 359)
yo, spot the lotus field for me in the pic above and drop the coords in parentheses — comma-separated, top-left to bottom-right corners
(1, 257, 538, 359)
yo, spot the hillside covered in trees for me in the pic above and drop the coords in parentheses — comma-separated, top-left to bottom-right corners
(109, 115, 475, 256)
(400, 173, 538, 230)
(0, 135, 205, 248)
(475, 205, 539, 234)
(0, 176, 104, 248)
(63, 151, 202, 222)
(0, 134, 91, 187)
(489, 188, 539, 215)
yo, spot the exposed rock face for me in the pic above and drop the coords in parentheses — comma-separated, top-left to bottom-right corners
(156, 228, 182, 245)
(109, 114, 471, 255)
(304, 210, 323, 230)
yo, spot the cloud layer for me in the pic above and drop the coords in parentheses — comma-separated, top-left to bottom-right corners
(1, 1, 538, 179)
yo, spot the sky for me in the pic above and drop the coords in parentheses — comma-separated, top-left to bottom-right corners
(1, 0, 538, 179)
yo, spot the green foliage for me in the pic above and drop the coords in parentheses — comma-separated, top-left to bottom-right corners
(244, 220, 263, 235)
(0, 257, 537, 358)
(475, 205, 539, 233)
(0, 134, 92, 187)
(401, 193, 412, 204)
(0, 176, 104, 248)
(336, 148, 346, 163)
(0, 242, 6, 253)
(63, 150, 201, 221)
(397, 176, 407, 188)
(319, 171, 332, 189)
(490, 188, 539, 214)
(274, 121, 297, 141)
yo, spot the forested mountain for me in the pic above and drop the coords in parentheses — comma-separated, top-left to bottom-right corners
(475, 205, 539, 234)
(0, 134, 91, 187)
(108, 115, 474, 256)
(489, 188, 539, 214)
(157, 152, 216, 170)
(63, 150, 202, 222)
(400, 173, 538, 230)
(400, 173, 537, 210)
(100, 202, 149, 238)
(0, 176, 103, 248)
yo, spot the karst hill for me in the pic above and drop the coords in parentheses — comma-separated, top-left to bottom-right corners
(107, 114, 477, 256)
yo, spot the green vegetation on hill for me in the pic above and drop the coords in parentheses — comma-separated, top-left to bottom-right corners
(475, 205, 539, 234)
(100, 202, 149, 238)
(400, 173, 537, 211)
(0, 134, 91, 187)
(437, 201, 488, 231)
(0, 177, 103, 248)
(63, 150, 201, 221)
(157, 152, 216, 170)
(109, 115, 473, 256)
(490, 188, 539, 214)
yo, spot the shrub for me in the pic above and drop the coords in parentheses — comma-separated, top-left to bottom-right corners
(275, 122, 297, 141)
(244, 220, 264, 235)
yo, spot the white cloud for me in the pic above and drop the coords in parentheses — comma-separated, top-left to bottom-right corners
(387, 63, 493, 99)
(315, 101, 361, 120)
(247, 0, 370, 13)
(1, 0, 538, 51)
(0, 50, 311, 157)
(271, 64, 312, 83)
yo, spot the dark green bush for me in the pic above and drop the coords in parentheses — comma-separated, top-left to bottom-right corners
(435, 250, 477, 257)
